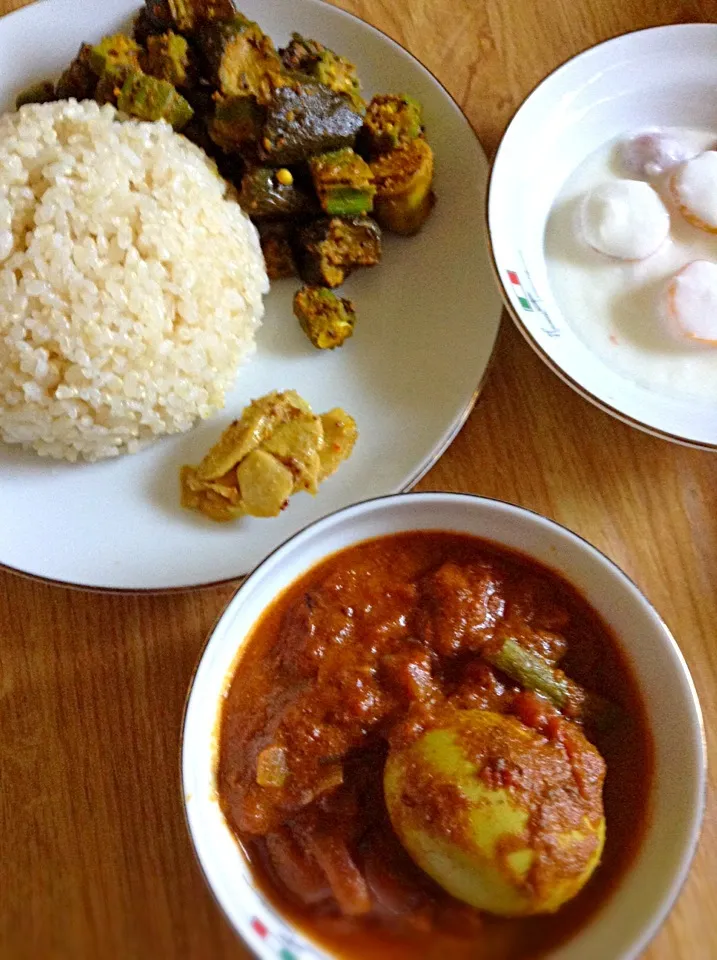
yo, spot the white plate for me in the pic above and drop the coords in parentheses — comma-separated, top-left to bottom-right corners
(488, 24, 717, 449)
(0, 0, 501, 590)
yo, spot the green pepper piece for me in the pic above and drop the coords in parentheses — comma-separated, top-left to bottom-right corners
(485, 636, 618, 729)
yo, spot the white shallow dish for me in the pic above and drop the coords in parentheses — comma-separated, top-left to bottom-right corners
(0, 0, 502, 591)
(488, 24, 717, 449)
(182, 492, 706, 960)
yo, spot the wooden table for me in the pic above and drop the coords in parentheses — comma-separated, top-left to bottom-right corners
(1, 0, 715, 957)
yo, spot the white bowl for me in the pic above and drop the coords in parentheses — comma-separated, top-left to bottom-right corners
(488, 24, 717, 449)
(181, 493, 706, 960)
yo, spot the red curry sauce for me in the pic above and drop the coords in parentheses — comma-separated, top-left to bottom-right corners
(217, 532, 653, 960)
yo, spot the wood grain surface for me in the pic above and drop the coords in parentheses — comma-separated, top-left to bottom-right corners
(0, 0, 715, 958)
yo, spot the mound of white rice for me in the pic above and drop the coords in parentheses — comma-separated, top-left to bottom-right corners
(0, 99, 268, 462)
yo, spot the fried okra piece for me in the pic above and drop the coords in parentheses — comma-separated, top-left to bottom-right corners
(56, 43, 97, 101)
(280, 33, 363, 110)
(361, 94, 423, 155)
(89, 34, 143, 76)
(94, 67, 134, 107)
(260, 82, 364, 166)
(370, 137, 435, 235)
(209, 96, 265, 152)
(198, 15, 284, 104)
(238, 166, 317, 218)
(295, 216, 381, 287)
(117, 71, 194, 129)
(294, 285, 356, 349)
(15, 81, 56, 109)
(257, 222, 298, 280)
(309, 148, 376, 216)
(143, 32, 194, 88)
(168, 0, 237, 32)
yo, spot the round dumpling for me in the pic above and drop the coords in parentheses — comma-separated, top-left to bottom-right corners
(579, 180, 670, 260)
(617, 130, 697, 179)
(670, 151, 717, 233)
(665, 260, 717, 344)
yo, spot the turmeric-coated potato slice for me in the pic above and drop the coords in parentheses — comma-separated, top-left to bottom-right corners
(197, 391, 309, 481)
(236, 450, 294, 517)
(180, 465, 245, 522)
(318, 409, 358, 480)
(261, 415, 324, 495)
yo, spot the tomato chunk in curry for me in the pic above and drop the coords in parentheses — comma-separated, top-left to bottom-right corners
(217, 532, 652, 960)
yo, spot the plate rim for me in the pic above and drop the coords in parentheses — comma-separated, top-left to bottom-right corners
(485, 22, 717, 452)
(0, 0, 501, 594)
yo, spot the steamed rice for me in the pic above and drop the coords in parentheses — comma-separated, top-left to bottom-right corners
(0, 99, 268, 462)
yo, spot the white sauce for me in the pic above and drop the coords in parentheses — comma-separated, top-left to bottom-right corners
(544, 128, 717, 401)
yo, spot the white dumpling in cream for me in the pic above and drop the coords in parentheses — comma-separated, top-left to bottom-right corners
(579, 180, 670, 260)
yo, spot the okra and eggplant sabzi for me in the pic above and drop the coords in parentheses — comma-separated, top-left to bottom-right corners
(16, 0, 437, 346)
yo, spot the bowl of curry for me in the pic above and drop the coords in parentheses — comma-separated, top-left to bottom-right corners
(181, 493, 705, 960)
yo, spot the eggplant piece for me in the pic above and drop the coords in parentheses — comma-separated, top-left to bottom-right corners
(117, 71, 194, 129)
(209, 95, 265, 152)
(182, 115, 219, 156)
(295, 216, 381, 288)
(280, 33, 363, 110)
(180, 84, 222, 154)
(89, 34, 143, 77)
(360, 93, 423, 156)
(198, 15, 284, 104)
(309, 148, 375, 216)
(257, 222, 298, 280)
(182, 79, 214, 113)
(143, 32, 194, 88)
(139, 1, 175, 33)
(294, 285, 356, 349)
(168, 0, 236, 33)
(56, 43, 98, 101)
(238, 166, 318, 219)
(259, 82, 363, 166)
(133, 7, 167, 45)
(15, 81, 56, 109)
(370, 137, 435, 235)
